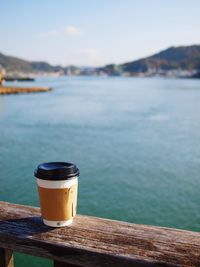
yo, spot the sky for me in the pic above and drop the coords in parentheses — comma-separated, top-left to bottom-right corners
(1, 0, 200, 66)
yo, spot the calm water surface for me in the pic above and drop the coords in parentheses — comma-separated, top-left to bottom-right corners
(1, 76, 200, 266)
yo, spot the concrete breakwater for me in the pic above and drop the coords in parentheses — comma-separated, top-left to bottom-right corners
(0, 86, 51, 95)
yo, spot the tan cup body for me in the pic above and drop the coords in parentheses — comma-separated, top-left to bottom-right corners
(37, 177, 78, 227)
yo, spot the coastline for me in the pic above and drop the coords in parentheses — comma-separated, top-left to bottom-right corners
(0, 86, 51, 95)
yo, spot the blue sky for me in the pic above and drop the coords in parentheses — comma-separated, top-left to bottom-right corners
(1, 0, 200, 66)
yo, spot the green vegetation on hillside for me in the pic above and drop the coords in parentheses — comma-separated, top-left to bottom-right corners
(121, 45, 200, 74)
(0, 53, 65, 73)
(1, 45, 200, 77)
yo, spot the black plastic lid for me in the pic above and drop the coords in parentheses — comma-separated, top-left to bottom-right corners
(34, 162, 79, 180)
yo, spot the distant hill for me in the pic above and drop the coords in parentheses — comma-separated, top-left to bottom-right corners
(0, 52, 65, 73)
(0, 52, 33, 72)
(120, 45, 200, 74)
(1, 45, 200, 77)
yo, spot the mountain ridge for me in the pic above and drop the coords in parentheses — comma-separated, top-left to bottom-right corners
(1, 45, 200, 77)
(0, 52, 65, 73)
(121, 45, 200, 74)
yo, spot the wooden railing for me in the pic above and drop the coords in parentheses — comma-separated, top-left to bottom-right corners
(0, 201, 200, 267)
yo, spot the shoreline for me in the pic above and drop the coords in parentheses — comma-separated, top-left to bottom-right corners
(0, 86, 52, 95)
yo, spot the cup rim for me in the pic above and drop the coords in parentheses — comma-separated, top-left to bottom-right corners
(34, 162, 79, 180)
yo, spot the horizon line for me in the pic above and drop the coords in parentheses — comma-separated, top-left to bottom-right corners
(1, 43, 200, 68)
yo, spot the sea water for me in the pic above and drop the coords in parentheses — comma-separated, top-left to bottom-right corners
(1, 76, 200, 266)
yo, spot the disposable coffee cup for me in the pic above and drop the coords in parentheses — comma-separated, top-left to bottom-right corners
(34, 162, 79, 227)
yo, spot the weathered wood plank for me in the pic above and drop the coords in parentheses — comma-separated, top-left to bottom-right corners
(0, 248, 14, 267)
(0, 201, 200, 267)
(54, 261, 82, 267)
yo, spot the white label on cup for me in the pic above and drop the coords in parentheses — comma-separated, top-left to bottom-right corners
(37, 177, 78, 189)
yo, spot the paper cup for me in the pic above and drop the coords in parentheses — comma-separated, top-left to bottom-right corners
(34, 162, 79, 227)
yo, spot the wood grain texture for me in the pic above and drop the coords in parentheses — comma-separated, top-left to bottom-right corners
(0, 201, 200, 267)
(0, 248, 14, 267)
(54, 260, 82, 267)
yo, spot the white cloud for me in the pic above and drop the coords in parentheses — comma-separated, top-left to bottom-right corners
(83, 48, 102, 62)
(58, 48, 105, 66)
(76, 48, 105, 66)
(41, 25, 83, 37)
(64, 26, 82, 36)
(49, 30, 60, 36)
